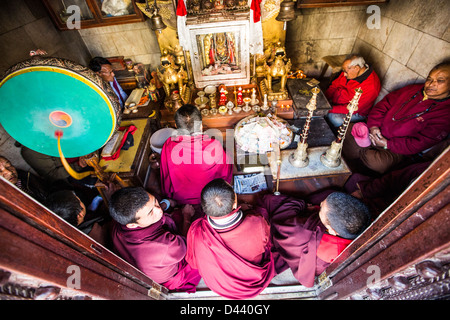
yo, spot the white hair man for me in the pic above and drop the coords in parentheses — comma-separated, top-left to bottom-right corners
(325, 54, 381, 127)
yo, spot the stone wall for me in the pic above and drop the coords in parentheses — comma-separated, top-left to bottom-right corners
(285, 6, 367, 77)
(353, 0, 450, 102)
(285, 0, 450, 102)
(0, 1, 91, 75)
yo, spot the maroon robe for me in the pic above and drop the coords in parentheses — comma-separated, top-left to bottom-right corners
(160, 134, 233, 205)
(344, 161, 432, 216)
(262, 194, 351, 287)
(186, 211, 275, 299)
(317, 233, 352, 263)
(111, 213, 201, 292)
(367, 84, 450, 155)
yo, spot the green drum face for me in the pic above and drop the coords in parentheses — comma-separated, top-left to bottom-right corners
(0, 59, 120, 158)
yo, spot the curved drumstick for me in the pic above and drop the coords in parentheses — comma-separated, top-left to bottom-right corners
(55, 130, 94, 180)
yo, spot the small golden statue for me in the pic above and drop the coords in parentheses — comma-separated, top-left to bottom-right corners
(261, 42, 292, 101)
(157, 49, 188, 104)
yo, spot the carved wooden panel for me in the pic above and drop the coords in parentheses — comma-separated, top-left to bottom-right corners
(297, 0, 388, 9)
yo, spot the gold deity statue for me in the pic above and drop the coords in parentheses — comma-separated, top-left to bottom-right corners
(157, 49, 188, 103)
(261, 41, 292, 100)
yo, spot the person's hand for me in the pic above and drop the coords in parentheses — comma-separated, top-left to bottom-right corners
(78, 152, 98, 168)
(180, 204, 195, 236)
(306, 203, 318, 213)
(351, 188, 363, 199)
(78, 156, 88, 168)
(182, 204, 195, 220)
(369, 127, 388, 148)
(369, 126, 381, 137)
(369, 131, 388, 148)
(102, 181, 121, 201)
(168, 198, 177, 209)
(160, 198, 177, 211)
(149, 153, 160, 170)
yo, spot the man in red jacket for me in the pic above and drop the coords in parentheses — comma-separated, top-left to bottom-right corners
(325, 54, 381, 127)
(186, 178, 275, 299)
(343, 61, 450, 174)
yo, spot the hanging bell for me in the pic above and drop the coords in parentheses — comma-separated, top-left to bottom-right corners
(151, 10, 167, 32)
(276, 0, 296, 22)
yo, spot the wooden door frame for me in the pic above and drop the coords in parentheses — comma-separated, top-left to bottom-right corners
(0, 176, 167, 300)
(317, 146, 450, 300)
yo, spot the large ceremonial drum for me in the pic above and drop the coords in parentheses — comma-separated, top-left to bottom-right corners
(0, 57, 121, 158)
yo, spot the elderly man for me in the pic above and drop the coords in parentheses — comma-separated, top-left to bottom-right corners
(342, 61, 450, 175)
(160, 104, 233, 206)
(46, 189, 112, 247)
(325, 54, 381, 127)
(89, 56, 128, 109)
(186, 178, 275, 299)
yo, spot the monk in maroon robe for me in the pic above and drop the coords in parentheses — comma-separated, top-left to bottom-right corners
(186, 179, 275, 299)
(109, 187, 201, 292)
(160, 104, 233, 205)
(262, 192, 370, 287)
(343, 62, 450, 174)
(344, 161, 432, 216)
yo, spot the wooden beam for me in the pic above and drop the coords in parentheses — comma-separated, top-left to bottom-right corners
(317, 147, 450, 299)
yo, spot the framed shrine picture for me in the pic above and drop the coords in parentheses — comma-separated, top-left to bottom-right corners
(186, 19, 250, 88)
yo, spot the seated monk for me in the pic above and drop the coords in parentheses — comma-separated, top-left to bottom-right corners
(186, 178, 275, 299)
(344, 160, 433, 216)
(45, 189, 112, 248)
(325, 54, 381, 128)
(160, 104, 233, 205)
(109, 187, 201, 292)
(264, 192, 371, 287)
(343, 61, 450, 175)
